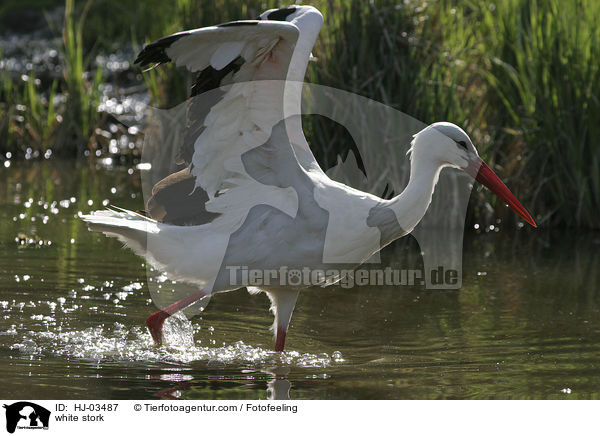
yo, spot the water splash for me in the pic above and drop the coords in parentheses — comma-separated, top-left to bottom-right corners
(11, 313, 337, 368)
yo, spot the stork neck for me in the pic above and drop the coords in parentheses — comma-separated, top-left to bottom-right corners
(283, 34, 313, 115)
(388, 158, 442, 235)
(286, 22, 316, 82)
(283, 26, 320, 167)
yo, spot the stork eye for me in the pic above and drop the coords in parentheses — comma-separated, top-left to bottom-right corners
(456, 140, 467, 149)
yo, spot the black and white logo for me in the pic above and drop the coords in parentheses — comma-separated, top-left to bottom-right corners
(3, 402, 50, 434)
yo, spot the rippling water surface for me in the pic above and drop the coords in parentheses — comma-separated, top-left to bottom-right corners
(1, 160, 599, 399)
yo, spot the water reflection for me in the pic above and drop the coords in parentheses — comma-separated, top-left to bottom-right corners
(266, 367, 292, 400)
(1, 160, 600, 399)
(150, 367, 292, 400)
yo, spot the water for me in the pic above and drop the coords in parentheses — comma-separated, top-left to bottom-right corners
(1, 160, 600, 399)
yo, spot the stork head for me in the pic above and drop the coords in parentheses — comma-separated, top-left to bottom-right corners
(259, 5, 323, 39)
(260, 5, 322, 23)
(411, 122, 537, 227)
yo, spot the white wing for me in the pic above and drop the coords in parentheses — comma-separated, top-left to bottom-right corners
(136, 18, 322, 232)
(140, 21, 297, 72)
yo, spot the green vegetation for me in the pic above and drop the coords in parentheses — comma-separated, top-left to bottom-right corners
(479, 0, 600, 228)
(0, 0, 103, 157)
(0, 0, 598, 228)
(59, 0, 104, 155)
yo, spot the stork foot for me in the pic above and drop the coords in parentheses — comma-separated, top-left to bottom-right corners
(145, 289, 208, 346)
(146, 310, 169, 346)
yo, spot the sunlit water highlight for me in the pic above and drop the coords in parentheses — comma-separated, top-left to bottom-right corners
(1, 160, 600, 399)
(10, 313, 336, 368)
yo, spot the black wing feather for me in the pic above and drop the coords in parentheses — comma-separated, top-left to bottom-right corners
(217, 20, 259, 28)
(134, 18, 287, 164)
(266, 7, 296, 21)
(135, 21, 260, 67)
(134, 32, 190, 67)
(177, 57, 244, 164)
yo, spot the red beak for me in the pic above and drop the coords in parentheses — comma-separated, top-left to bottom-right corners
(465, 158, 537, 228)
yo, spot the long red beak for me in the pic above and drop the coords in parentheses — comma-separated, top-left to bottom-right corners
(465, 158, 537, 228)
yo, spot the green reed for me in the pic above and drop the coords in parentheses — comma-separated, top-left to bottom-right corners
(476, 0, 600, 228)
(0, 0, 104, 157)
(58, 0, 104, 156)
(305, 0, 479, 166)
(1, 0, 598, 227)
(0, 69, 60, 155)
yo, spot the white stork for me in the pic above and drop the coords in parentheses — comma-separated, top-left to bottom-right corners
(81, 5, 536, 352)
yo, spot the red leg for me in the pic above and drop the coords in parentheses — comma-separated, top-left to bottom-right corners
(146, 310, 169, 345)
(146, 289, 207, 346)
(274, 326, 287, 352)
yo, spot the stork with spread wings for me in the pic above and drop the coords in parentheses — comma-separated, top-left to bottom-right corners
(82, 5, 536, 352)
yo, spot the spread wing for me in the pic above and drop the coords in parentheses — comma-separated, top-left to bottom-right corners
(135, 20, 301, 164)
(136, 18, 320, 230)
(136, 20, 297, 73)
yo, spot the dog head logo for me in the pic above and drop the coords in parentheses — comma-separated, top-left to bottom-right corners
(3, 402, 50, 434)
